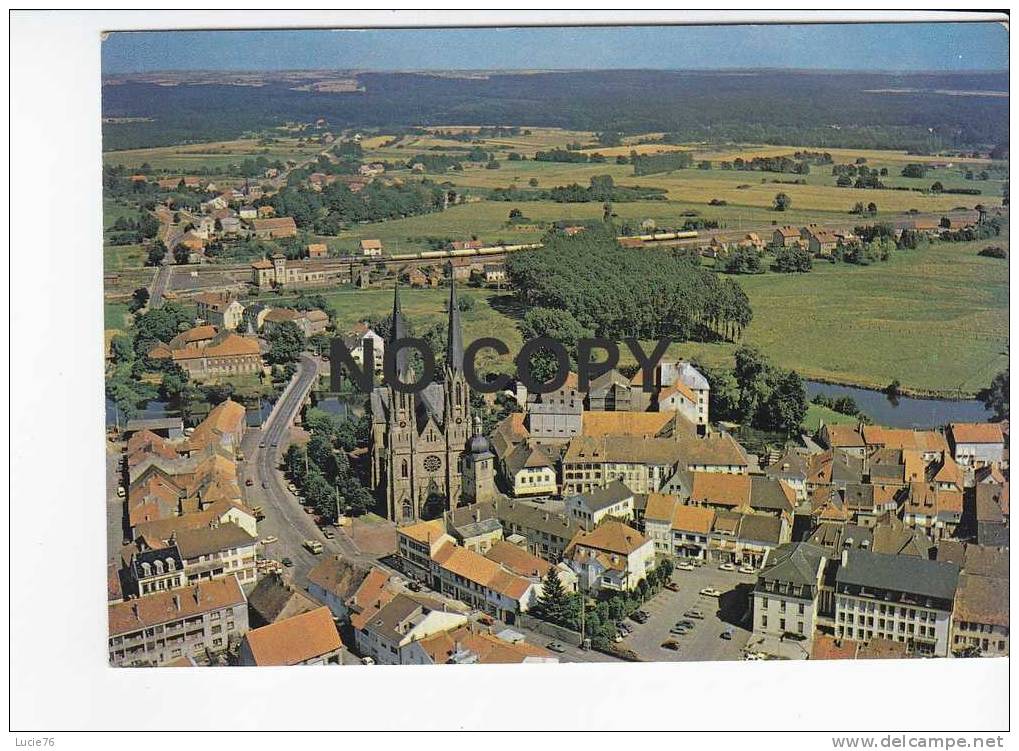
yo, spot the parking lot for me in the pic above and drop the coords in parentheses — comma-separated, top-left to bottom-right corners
(619, 563, 757, 662)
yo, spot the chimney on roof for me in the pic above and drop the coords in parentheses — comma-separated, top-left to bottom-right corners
(841, 549, 849, 568)
(193, 585, 202, 604)
(172, 594, 181, 611)
(132, 603, 140, 621)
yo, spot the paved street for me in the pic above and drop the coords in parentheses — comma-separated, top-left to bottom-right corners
(148, 264, 173, 308)
(619, 564, 757, 662)
(106, 441, 125, 563)
(241, 353, 382, 587)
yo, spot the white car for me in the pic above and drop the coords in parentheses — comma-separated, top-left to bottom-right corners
(718, 563, 736, 572)
(738, 565, 756, 575)
(676, 562, 695, 572)
(260, 535, 279, 545)
(699, 587, 723, 598)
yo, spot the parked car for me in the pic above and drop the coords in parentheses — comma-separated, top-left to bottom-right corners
(245, 478, 254, 486)
(676, 620, 696, 630)
(684, 609, 706, 620)
(547, 642, 567, 654)
(630, 611, 650, 624)
(361, 656, 375, 665)
(261, 481, 269, 489)
(260, 536, 278, 545)
(699, 587, 723, 598)
(721, 628, 735, 640)
(281, 557, 293, 567)
(738, 565, 756, 575)
(322, 530, 335, 539)
(665, 582, 680, 591)
(287, 483, 298, 493)
(304, 506, 315, 515)
(669, 626, 689, 636)
(259, 441, 266, 448)
(718, 562, 736, 572)
(676, 562, 695, 572)
(661, 640, 681, 651)
(303, 540, 323, 554)
(406, 581, 421, 592)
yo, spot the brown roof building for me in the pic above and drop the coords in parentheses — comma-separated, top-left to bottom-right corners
(238, 607, 344, 666)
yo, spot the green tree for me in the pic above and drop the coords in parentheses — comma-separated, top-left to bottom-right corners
(129, 287, 150, 313)
(146, 240, 167, 266)
(772, 192, 792, 211)
(535, 567, 571, 626)
(774, 246, 812, 273)
(173, 245, 190, 265)
(980, 369, 1009, 421)
(265, 320, 305, 365)
(761, 369, 808, 435)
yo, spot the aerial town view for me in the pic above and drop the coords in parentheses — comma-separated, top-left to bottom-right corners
(100, 23, 1009, 670)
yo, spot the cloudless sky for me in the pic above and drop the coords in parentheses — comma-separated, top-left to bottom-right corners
(102, 23, 1008, 74)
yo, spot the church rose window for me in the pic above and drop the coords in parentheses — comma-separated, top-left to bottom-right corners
(423, 456, 441, 472)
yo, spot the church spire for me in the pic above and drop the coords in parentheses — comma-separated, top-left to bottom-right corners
(446, 271, 464, 373)
(390, 282, 410, 376)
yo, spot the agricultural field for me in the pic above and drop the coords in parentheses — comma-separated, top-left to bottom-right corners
(681, 233, 1010, 396)
(101, 136, 324, 172)
(261, 230, 1008, 397)
(105, 243, 148, 272)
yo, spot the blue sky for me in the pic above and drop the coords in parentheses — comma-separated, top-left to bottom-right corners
(101, 23, 1008, 74)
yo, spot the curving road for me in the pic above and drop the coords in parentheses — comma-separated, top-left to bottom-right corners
(243, 353, 369, 585)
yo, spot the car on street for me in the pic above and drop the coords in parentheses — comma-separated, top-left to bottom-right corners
(546, 642, 567, 654)
(669, 626, 689, 635)
(287, 483, 297, 493)
(739, 565, 756, 575)
(721, 627, 735, 640)
(684, 609, 705, 620)
(699, 587, 723, 598)
(322, 530, 335, 539)
(660, 640, 681, 651)
(304, 506, 315, 514)
(260, 536, 278, 545)
(676, 562, 695, 572)
(718, 562, 736, 572)
(261, 481, 269, 489)
(665, 581, 680, 591)
(676, 620, 696, 629)
(281, 557, 293, 567)
(271, 441, 278, 448)
(303, 540, 324, 554)
(259, 441, 266, 448)
(245, 478, 254, 486)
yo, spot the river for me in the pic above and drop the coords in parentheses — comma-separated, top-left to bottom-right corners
(805, 381, 994, 429)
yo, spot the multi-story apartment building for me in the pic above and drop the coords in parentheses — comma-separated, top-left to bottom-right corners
(108, 578, 248, 666)
(430, 541, 537, 623)
(173, 522, 259, 587)
(951, 571, 1009, 657)
(752, 542, 827, 649)
(834, 549, 960, 657)
(564, 520, 655, 593)
(565, 480, 635, 530)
